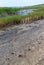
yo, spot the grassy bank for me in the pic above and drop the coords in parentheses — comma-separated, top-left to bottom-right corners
(0, 15, 23, 28)
(0, 4, 44, 28)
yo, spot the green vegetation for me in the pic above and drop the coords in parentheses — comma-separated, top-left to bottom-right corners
(0, 7, 20, 14)
(0, 4, 44, 28)
(0, 15, 23, 27)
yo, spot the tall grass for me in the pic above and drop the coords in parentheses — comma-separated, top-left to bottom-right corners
(0, 15, 23, 27)
(0, 4, 44, 28)
(0, 7, 20, 14)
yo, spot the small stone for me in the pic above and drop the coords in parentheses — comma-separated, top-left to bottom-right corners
(11, 52, 14, 55)
(6, 58, 10, 60)
(38, 42, 41, 44)
(18, 54, 23, 57)
(28, 48, 31, 51)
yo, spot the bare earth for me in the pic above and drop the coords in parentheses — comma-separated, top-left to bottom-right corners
(0, 19, 44, 65)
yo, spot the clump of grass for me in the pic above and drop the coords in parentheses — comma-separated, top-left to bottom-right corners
(0, 15, 22, 28)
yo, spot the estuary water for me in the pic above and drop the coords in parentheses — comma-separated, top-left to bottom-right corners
(17, 9, 34, 16)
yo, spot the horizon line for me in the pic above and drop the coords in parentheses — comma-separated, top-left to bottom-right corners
(0, 3, 44, 8)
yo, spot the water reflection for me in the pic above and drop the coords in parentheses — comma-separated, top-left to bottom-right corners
(17, 9, 34, 16)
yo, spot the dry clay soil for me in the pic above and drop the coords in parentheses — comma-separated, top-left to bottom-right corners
(0, 19, 44, 65)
